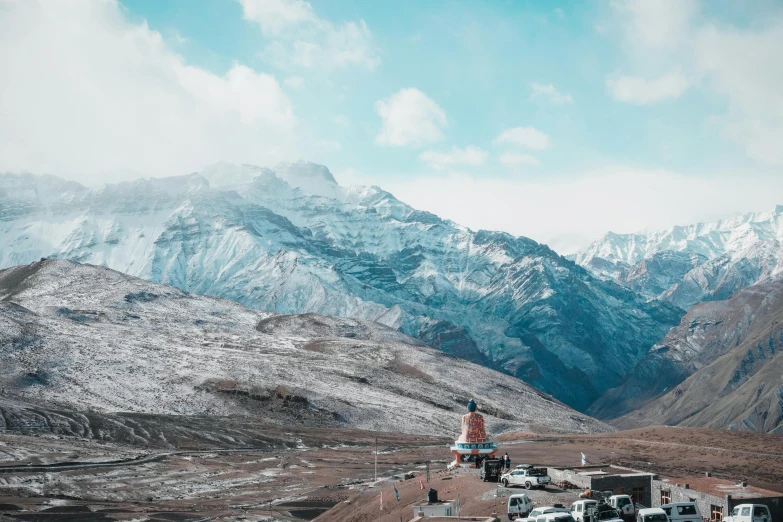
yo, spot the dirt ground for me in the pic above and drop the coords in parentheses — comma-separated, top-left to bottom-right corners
(0, 426, 780, 521)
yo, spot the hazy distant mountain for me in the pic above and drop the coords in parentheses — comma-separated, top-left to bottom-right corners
(0, 163, 682, 411)
(574, 207, 783, 310)
(597, 279, 783, 434)
(0, 259, 612, 436)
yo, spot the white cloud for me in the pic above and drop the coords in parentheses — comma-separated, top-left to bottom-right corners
(419, 146, 487, 170)
(609, 0, 783, 165)
(695, 20, 783, 166)
(499, 152, 541, 168)
(530, 83, 573, 105)
(238, 0, 315, 35)
(611, 0, 699, 51)
(284, 76, 304, 88)
(370, 167, 783, 254)
(375, 88, 447, 147)
(494, 127, 551, 150)
(239, 0, 380, 71)
(0, 0, 295, 184)
(606, 70, 690, 104)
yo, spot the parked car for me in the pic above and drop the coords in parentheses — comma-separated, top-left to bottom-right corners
(637, 508, 669, 522)
(660, 503, 702, 522)
(724, 504, 772, 522)
(571, 500, 599, 522)
(507, 493, 533, 520)
(500, 466, 551, 489)
(517, 506, 570, 522)
(480, 458, 504, 482)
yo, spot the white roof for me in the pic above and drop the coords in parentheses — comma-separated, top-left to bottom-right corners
(638, 508, 667, 515)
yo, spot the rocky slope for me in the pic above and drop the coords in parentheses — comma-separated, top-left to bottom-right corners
(0, 165, 683, 411)
(592, 279, 783, 433)
(0, 259, 613, 437)
(574, 206, 783, 310)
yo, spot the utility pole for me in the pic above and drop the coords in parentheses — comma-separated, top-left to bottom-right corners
(374, 436, 378, 482)
(426, 461, 430, 483)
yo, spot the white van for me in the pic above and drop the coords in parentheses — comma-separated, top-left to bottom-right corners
(571, 500, 598, 522)
(507, 493, 533, 520)
(637, 508, 668, 522)
(725, 504, 772, 522)
(518, 506, 571, 522)
(660, 503, 702, 522)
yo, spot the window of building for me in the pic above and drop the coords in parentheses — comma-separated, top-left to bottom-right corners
(661, 490, 671, 505)
(711, 505, 723, 522)
(632, 487, 644, 503)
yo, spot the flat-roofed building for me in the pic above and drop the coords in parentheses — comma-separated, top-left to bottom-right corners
(652, 476, 783, 522)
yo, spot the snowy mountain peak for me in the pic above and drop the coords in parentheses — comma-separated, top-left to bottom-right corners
(200, 161, 271, 188)
(274, 161, 338, 198)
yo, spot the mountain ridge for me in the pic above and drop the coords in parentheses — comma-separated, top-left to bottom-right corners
(574, 205, 783, 310)
(0, 163, 684, 412)
(0, 258, 613, 436)
(602, 278, 783, 434)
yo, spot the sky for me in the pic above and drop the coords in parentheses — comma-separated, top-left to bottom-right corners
(1, 0, 782, 253)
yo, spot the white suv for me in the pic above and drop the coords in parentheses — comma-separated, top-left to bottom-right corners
(660, 503, 701, 522)
(725, 504, 771, 522)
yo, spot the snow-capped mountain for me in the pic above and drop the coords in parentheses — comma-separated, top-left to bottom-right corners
(574, 206, 783, 309)
(0, 163, 683, 411)
(0, 259, 612, 436)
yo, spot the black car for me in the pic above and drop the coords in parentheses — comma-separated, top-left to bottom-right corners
(480, 458, 504, 482)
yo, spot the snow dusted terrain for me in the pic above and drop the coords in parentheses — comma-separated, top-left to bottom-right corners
(0, 259, 612, 437)
(575, 207, 783, 309)
(0, 163, 682, 411)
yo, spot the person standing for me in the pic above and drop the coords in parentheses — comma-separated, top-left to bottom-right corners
(503, 452, 511, 471)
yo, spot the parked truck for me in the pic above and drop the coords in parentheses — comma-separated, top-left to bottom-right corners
(500, 466, 551, 489)
(608, 495, 635, 522)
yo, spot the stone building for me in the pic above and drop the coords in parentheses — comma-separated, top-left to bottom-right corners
(549, 465, 656, 506)
(652, 476, 783, 522)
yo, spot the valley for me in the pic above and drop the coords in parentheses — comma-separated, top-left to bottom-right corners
(0, 425, 780, 521)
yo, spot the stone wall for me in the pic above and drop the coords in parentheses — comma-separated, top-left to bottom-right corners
(548, 467, 594, 489)
(592, 474, 653, 507)
(652, 480, 724, 520)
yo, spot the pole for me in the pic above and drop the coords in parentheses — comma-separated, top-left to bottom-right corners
(375, 437, 378, 482)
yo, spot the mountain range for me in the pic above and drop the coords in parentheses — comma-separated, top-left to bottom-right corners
(0, 163, 683, 412)
(574, 206, 783, 310)
(0, 259, 612, 437)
